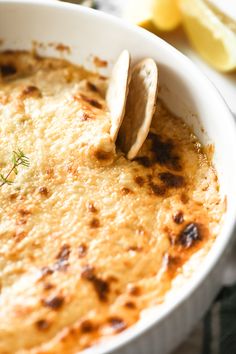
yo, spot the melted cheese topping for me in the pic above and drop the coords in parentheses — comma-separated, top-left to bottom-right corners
(0, 52, 224, 354)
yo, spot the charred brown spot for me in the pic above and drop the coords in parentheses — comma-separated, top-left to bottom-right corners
(127, 246, 142, 252)
(80, 94, 102, 109)
(89, 217, 100, 228)
(55, 43, 71, 53)
(80, 112, 93, 121)
(181, 193, 189, 204)
(81, 265, 110, 301)
(42, 295, 64, 310)
(148, 133, 181, 171)
(91, 277, 109, 302)
(80, 320, 95, 333)
(94, 149, 112, 161)
(87, 202, 98, 213)
(135, 156, 152, 168)
(56, 244, 70, 262)
(9, 193, 18, 201)
(87, 82, 99, 92)
(121, 187, 132, 195)
(164, 253, 181, 267)
(46, 168, 54, 177)
(2, 49, 23, 55)
(0, 63, 17, 77)
(18, 209, 31, 217)
(149, 182, 166, 196)
(40, 266, 54, 278)
(67, 162, 79, 175)
(134, 176, 145, 187)
(22, 85, 38, 95)
(128, 285, 141, 296)
(41, 259, 69, 277)
(164, 254, 182, 276)
(39, 187, 48, 196)
(69, 328, 76, 336)
(93, 56, 108, 68)
(43, 283, 54, 291)
(99, 75, 107, 80)
(179, 223, 201, 248)
(124, 301, 136, 309)
(108, 317, 127, 333)
(107, 275, 118, 283)
(158, 172, 185, 188)
(78, 243, 88, 258)
(13, 230, 27, 242)
(16, 209, 29, 224)
(81, 265, 95, 280)
(53, 245, 70, 272)
(22, 85, 42, 98)
(173, 211, 184, 224)
(35, 319, 50, 331)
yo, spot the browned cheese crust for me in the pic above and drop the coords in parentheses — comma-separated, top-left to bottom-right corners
(0, 51, 224, 353)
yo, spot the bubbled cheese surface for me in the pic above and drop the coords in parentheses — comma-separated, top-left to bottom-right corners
(0, 51, 224, 353)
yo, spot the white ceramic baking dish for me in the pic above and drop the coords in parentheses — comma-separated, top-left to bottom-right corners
(1, 1, 236, 353)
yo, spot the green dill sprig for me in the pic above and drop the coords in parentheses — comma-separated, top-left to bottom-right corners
(0, 149, 30, 187)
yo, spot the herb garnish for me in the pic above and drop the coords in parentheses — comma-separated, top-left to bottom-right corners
(0, 149, 30, 187)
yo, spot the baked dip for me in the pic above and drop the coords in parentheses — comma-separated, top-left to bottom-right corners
(0, 51, 224, 353)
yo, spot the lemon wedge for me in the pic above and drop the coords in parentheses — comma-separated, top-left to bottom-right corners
(124, 0, 181, 33)
(124, 0, 153, 28)
(152, 0, 182, 31)
(179, 0, 236, 72)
